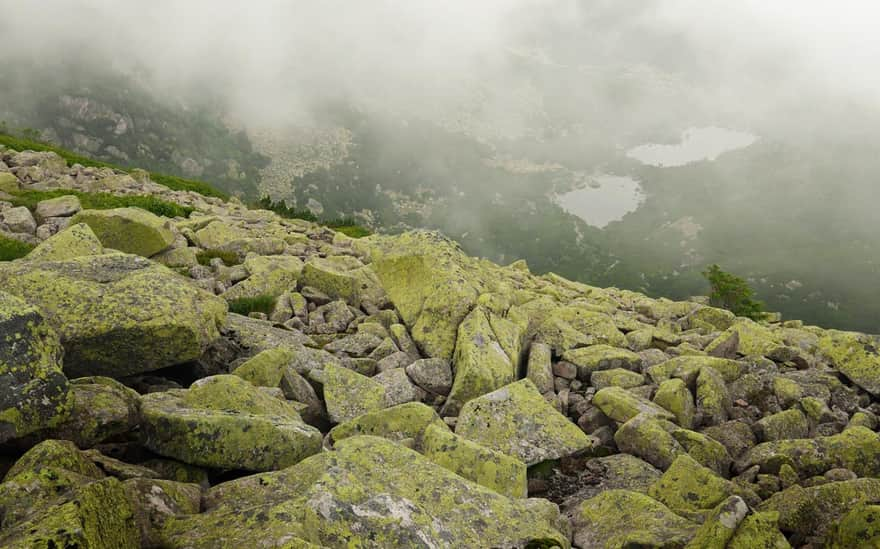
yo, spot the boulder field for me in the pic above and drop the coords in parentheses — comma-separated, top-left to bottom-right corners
(2, 146, 880, 547)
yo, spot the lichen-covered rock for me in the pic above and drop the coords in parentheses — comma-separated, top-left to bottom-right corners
(593, 386, 676, 423)
(0, 254, 227, 378)
(0, 205, 36, 234)
(534, 307, 627, 353)
(702, 420, 757, 460)
(70, 207, 175, 257)
(647, 355, 743, 385)
(590, 367, 645, 389)
(827, 503, 880, 549)
(817, 330, 880, 396)
(0, 291, 71, 443)
(34, 194, 82, 221)
(696, 365, 731, 426)
(163, 436, 570, 548)
(374, 367, 427, 406)
(0, 440, 139, 548)
(736, 426, 880, 477)
(685, 496, 749, 548)
(371, 231, 485, 360)
(654, 378, 696, 429)
(754, 408, 810, 442)
(301, 255, 386, 308)
(648, 454, 748, 520)
(0, 171, 20, 193)
(525, 342, 555, 393)
(123, 477, 201, 548)
(759, 478, 880, 541)
(323, 363, 387, 423)
(456, 379, 592, 465)
(26, 376, 140, 448)
(330, 402, 447, 445)
(0, 477, 140, 548)
(562, 344, 641, 379)
(422, 423, 527, 498)
(443, 306, 518, 415)
(192, 219, 285, 259)
(706, 319, 795, 361)
(27, 222, 104, 261)
(141, 375, 322, 471)
(570, 489, 697, 548)
(727, 511, 791, 549)
(615, 414, 686, 471)
(405, 357, 453, 395)
(222, 255, 303, 301)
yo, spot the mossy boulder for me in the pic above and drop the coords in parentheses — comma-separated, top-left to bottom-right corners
(0, 477, 140, 548)
(759, 478, 880, 541)
(593, 386, 676, 423)
(827, 503, 880, 549)
(615, 413, 731, 474)
(696, 365, 731, 426)
(34, 194, 82, 221)
(163, 435, 570, 548)
(301, 255, 385, 308)
(26, 222, 103, 261)
(222, 255, 303, 302)
(0, 291, 71, 443)
(817, 330, 880, 396)
(590, 367, 645, 389)
(525, 342, 555, 393)
(370, 231, 486, 360)
(654, 378, 696, 429)
(570, 489, 697, 548)
(754, 408, 809, 442)
(0, 254, 227, 378)
(323, 363, 387, 423)
(70, 207, 175, 257)
(648, 454, 748, 520)
(647, 355, 743, 385)
(140, 375, 322, 471)
(534, 307, 627, 353)
(561, 344, 640, 379)
(26, 376, 140, 448)
(737, 426, 880, 477)
(706, 319, 794, 361)
(422, 423, 527, 498)
(123, 477, 201, 548)
(330, 402, 447, 444)
(442, 306, 518, 415)
(685, 496, 749, 548)
(0, 440, 139, 548)
(456, 379, 592, 465)
(0, 171, 19, 194)
(727, 511, 791, 549)
(192, 220, 285, 259)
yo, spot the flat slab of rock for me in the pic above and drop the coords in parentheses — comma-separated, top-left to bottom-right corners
(0, 254, 227, 377)
(456, 379, 593, 465)
(163, 435, 570, 548)
(70, 207, 175, 257)
(141, 375, 322, 471)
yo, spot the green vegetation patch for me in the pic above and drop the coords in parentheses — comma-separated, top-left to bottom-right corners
(227, 295, 277, 316)
(0, 234, 34, 261)
(196, 249, 240, 267)
(9, 190, 193, 219)
(702, 264, 766, 321)
(0, 132, 228, 200)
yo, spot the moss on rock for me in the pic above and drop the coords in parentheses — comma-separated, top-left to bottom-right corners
(0, 253, 227, 378)
(140, 375, 322, 471)
(323, 363, 387, 423)
(26, 222, 104, 261)
(0, 291, 71, 443)
(70, 207, 175, 257)
(456, 379, 592, 465)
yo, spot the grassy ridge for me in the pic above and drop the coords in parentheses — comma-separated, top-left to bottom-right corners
(0, 234, 34, 261)
(8, 190, 193, 219)
(0, 133, 229, 199)
(255, 196, 373, 238)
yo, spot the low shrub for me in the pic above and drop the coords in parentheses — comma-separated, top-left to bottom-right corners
(0, 234, 34, 261)
(227, 295, 277, 316)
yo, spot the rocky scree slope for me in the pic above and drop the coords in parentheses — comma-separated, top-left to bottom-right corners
(1, 145, 880, 548)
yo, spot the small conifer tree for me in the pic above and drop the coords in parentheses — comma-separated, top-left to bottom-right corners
(702, 264, 766, 320)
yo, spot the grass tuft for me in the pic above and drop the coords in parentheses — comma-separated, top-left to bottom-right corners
(8, 190, 193, 219)
(227, 295, 277, 316)
(0, 234, 34, 261)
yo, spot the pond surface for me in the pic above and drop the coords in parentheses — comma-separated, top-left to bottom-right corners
(626, 127, 758, 167)
(555, 174, 645, 228)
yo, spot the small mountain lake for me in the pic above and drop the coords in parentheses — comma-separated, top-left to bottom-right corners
(626, 126, 758, 167)
(554, 174, 645, 228)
